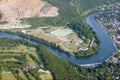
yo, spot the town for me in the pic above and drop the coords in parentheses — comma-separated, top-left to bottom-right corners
(96, 12, 120, 64)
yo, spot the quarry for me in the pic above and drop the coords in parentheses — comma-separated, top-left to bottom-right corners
(0, 0, 59, 29)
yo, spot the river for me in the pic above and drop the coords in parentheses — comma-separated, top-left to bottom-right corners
(0, 10, 118, 65)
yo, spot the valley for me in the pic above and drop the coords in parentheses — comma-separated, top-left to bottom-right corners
(0, 0, 120, 80)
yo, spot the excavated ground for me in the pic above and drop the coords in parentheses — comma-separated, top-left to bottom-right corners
(0, 0, 59, 29)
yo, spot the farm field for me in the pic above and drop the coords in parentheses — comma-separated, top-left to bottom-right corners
(1, 72, 17, 80)
(40, 74, 52, 80)
(0, 38, 52, 80)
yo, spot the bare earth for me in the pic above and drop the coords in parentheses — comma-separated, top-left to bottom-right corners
(0, 0, 59, 29)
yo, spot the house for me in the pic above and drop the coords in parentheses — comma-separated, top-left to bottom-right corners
(26, 64, 36, 70)
(116, 76, 120, 80)
(79, 46, 88, 51)
(108, 57, 120, 64)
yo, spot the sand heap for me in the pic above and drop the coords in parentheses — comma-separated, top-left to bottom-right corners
(0, 0, 59, 21)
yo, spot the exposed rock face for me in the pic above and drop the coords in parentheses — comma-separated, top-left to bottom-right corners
(0, 10, 3, 21)
(0, 0, 59, 21)
(0, 14, 2, 21)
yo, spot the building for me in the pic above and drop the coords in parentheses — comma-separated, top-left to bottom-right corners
(26, 65, 36, 70)
(79, 46, 88, 51)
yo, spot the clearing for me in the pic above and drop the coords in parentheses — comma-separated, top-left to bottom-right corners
(22, 26, 83, 53)
(50, 28, 72, 37)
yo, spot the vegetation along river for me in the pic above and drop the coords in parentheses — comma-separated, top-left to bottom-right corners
(0, 10, 118, 65)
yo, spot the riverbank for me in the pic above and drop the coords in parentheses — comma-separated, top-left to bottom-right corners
(0, 10, 118, 65)
(80, 62, 102, 67)
(95, 10, 120, 64)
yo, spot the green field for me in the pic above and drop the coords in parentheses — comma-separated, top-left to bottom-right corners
(50, 28, 72, 37)
(1, 72, 16, 80)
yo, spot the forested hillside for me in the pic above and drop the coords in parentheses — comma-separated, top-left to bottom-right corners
(73, 0, 120, 11)
(45, 0, 120, 12)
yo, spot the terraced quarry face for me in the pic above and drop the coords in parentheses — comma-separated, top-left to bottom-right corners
(0, 0, 59, 29)
(0, 0, 59, 21)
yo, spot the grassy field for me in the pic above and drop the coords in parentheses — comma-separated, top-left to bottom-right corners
(62, 42, 79, 51)
(29, 29, 62, 43)
(40, 74, 52, 80)
(1, 72, 16, 80)
(0, 45, 36, 53)
(50, 28, 72, 37)
(27, 73, 36, 80)
(17, 69, 28, 80)
(26, 55, 36, 65)
(67, 33, 77, 40)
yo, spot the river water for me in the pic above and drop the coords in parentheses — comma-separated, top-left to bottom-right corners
(0, 10, 118, 65)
